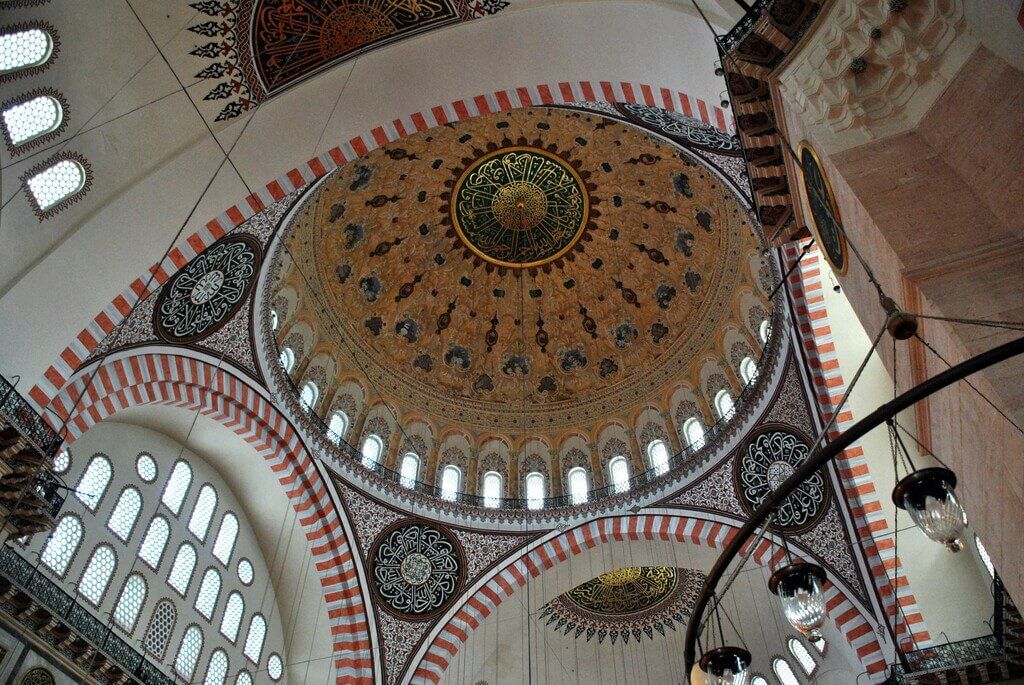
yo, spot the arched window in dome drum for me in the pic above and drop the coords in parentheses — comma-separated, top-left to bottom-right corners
(243, 614, 266, 663)
(759, 319, 771, 344)
(714, 389, 735, 419)
(482, 471, 502, 508)
(360, 434, 383, 469)
(26, 157, 86, 212)
(299, 381, 319, 411)
(525, 472, 544, 509)
(279, 347, 295, 373)
(328, 411, 348, 443)
(399, 453, 419, 488)
(270, 310, 279, 332)
(220, 591, 244, 642)
(167, 542, 197, 596)
(647, 439, 670, 476)
(609, 456, 630, 494)
(740, 356, 758, 384)
(0, 28, 53, 75)
(567, 467, 589, 504)
(683, 417, 705, 450)
(76, 454, 112, 511)
(2, 94, 62, 147)
(143, 599, 176, 659)
(40, 514, 82, 576)
(440, 465, 461, 501)
(773, 658, 800, 685)
(789, 638, 817, 675)
(195, 568, 222, 619)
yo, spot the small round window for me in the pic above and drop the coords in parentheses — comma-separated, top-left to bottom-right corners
(237, 558, 254, 585)
(136, 453, 158, 482)
(53, 447, 71, 474)
(268, 653, 284, 681)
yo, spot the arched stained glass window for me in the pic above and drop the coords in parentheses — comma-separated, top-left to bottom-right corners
(189, 484, 218, 541)
(2, 94, 62, 147)
(773, 658, 800, 685)
(40, 514, 82, 576)
(328, 411, 348, 443)
(609, 456, 630, 493)
(213, 513, 239, 565)
(568, 467, 589, 505)
(143, 599, 177, 658)
(138, 516, 171, 569)
(235, 672, 253, 685)
(107, 487, 143, 541)
(113, 573, 147, 632)
(270, 310, 279, 331)
(683, 417, 705, 450)
(0, 28, 53, 75)
(482, 471, 502, 509)
(279, 347, 295, 373)
(220, 591, 244, 642)
(195, 568, 222, 619)
(26, 157, 86, 212)
(647, 439, 670, 476)
(525, 472, 544, 510)
(162, 460, 193, 515)
(740, 356, 758, 384)
(399, 452, 419, 488)
(440, 465, 460, 502)
(243, 614, 266, 663)
(759, 319, 771, 344)
(78, 544, 116, 606)
(75, 454, 112, 511)
(167, 543, 197, 596)
(205, 649, 229, 685)
(714, 389, 735, 419)
(175, 625, 204, 679)
(299, 381, 319, 411)
(360, 434, 383, 469)
(789, 638, 817, 675)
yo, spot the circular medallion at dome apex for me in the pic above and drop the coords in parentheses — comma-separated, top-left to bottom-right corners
(278, 107, 768, 431)
(566, 566, 679, 616)
(155, 234, 261, 344)
(735, 426, 829, 533)
(450, 146, 590, 268)
(370, 522, 463, 619)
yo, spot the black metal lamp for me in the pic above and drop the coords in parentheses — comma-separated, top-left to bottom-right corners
(893, 466, 966, 552)
(699, 646, 752, 685)
(769, 561, 827, 640)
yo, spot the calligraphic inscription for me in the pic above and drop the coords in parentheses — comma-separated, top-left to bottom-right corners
(615, 102, 742, 155)
(799, 142, 847, 274)
(371, 522, 462, 618)
(736, 428, 828, 532)
(155, 235, 262, 344)
(451, 146, 589, 268)
(565, 566, 678, 616)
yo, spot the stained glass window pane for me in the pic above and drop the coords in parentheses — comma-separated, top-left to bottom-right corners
(213, 513, 239, 565)
(328, 411, 348, 443)
(75, 455, 112, 511)
(609, 456, 630, 493)
(789, 638, 817, 675)
(78, 545, 116, 606)
(360, 435, 383, 468)
(648, 440, 670, 475)
(162, 460, 192, 515)
(299, 381, 318, 411)
(715, 389, 735, 419)
(773, 658, 800, 685)
(243, 614, 266, 663)
(3, 95, 61, 145)
(0, 29, 52, 74)
(237, 559, 254, 585)
(144, 600, 176, 658)
(167, 543, 197, 596)
(138, 516, 171, 569)
(40, 515, 82, 575)
(195, 568, 222, 619)
(27, 159, 85, 211)
(440, 465, 460, 501)
(113, 573, 147, 632)
(220, 591, 244, 642)
(267, 654, 283, 681)
(279, 348, 294, 373)
(205, 649, 229, 685)
(684, 418, 705, 450)
(188, 484, 218, 541)
(568, 467, 589, 504)
(977, 536, 995, 579)
(136, 452, 157, 482)
(175, 625, 204, 679)
(525, 472, 544, 510)
(52, 447, 70, 474)
(107, 487, 143, 541)
(399, 453, 418, 488)
(235, 672, 253, 685)
(482, 472, 501, 508)
(740, 356, 758, 384)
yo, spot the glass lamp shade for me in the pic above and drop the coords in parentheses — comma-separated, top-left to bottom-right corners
(769, 562, 827, 640)
(699, 646, 752, 685)
(893, 467, 966, 552)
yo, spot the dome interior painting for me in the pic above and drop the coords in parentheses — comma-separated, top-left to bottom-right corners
(0, 1, 1021, 684)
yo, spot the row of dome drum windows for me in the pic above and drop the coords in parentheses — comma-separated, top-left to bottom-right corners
(275, 321, 768, 506)
(34, 451, 283, 683)
(1, 26, 90, 214)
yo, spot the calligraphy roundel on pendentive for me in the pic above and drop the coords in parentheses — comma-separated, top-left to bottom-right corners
(734, 425, 830, 533)
(797, 141, 848, 274)
(154, 234, 263, 344)
(369, 520, 465, 620)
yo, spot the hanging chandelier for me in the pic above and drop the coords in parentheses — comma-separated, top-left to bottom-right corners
(893, 466, 966, 552)
(769, 561, 828, 640)
(698, 646, 752, 685)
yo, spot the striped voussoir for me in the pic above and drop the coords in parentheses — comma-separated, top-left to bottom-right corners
(28, 81, 730, 416)
(409, 515, 889, 684)
(783, 241, 931, 650)
(47, 352, 375, 684)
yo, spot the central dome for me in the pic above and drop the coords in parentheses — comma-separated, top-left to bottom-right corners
(278, 107, 766, 433)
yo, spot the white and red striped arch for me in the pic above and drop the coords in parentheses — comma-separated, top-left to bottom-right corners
(27, 80, 730, 413)
(783, 241, 931, 649)
(409, 514, 889, 684)
(49, 351, 375, 684)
